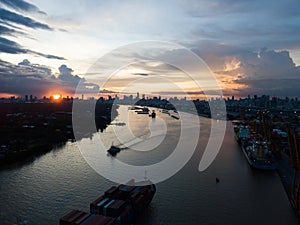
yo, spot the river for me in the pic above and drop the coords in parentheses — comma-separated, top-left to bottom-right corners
(0, 105, 298, 225)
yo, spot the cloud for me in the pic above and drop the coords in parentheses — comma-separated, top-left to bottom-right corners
(0, 0, 45, 14)
(0, 59, 57, 95)
(152, 91, 204, 96)
(234, 78, 300, 97)
(0, 1, 65, 60)
(0, 36, 26, 54)
(182, 0, 300, 51)
(99, 89, 115, 94)
(0, 8, 51, 30)
(0, 59, 99, 96)
(58, 64, 81, 83)
(30, 51, 65, 60)
(18, 59, 30, 66)
(231, 49, 300, 96)
(57, 65, 99, 94)
(0, 24, 24, 36)
(200, 45, 300, 97)
(133, 73, 149, 76)
(0, 36, 65, 59)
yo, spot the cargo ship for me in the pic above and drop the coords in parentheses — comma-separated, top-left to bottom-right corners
(234, 125, 277, 170)
(60, 180, 156, 225)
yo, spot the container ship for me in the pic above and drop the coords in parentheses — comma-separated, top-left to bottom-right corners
(234, 125, 277, 170)
(60, 180, 156, 225)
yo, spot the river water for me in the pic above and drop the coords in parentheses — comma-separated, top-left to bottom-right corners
(0, 105, 298, 225)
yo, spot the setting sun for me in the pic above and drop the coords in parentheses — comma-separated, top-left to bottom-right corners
(52, 94, 61, 100)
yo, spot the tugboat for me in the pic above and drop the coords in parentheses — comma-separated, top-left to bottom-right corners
(107, 145, 121, 156)
(149, 110, 156, 118)
(60, 180, 156, 225)
(234, 125, 277, 170)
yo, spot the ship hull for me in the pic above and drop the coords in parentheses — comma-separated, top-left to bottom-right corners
(240, 141, 277, 171)
(60, 181, 156, 225)
(90, 181, 156, 225)
(234, 125, 277, 171)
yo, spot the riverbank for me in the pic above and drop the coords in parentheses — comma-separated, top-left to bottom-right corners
(276, 153, 300, 215)
(0, 101, 118, 166)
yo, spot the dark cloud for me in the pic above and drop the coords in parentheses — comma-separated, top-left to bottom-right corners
(182, 0, 254, 17)
(231, 49, 300, 96)
(99, 89, 115, 94)
(185, 0, 300, 50)
(32, 51, 65, 60)
(0, 8, 51, 30)
(17, 59, 53, 78)
(58, 28, 68, 32)
(18, 59, 30, 66)
(0, 59, 57, 95)
(0, 20, 22, 29)
(133, 73, 149, 76)
(0, 24, 23, 36)
(58, 65, 81, 83)
(0, 59, 99, 96)
(152, 91, 204, 96)
(233, 78, 300, 97)
(0, 36, 26, 54)
(200, 45, 300, 97)
(0, 36, 65, 59)
(0, 1, 65, 60)
(0, 0, 45, 14)
(57, 65, 99, 94)
(184, 0, 300, 18)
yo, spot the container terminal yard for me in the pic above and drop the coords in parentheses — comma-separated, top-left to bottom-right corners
(227, 95, 300, 215)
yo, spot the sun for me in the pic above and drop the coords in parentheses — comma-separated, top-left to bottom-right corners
(52, 94, 61, 100)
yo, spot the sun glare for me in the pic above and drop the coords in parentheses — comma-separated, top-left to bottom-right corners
(52, 94, 61, 100)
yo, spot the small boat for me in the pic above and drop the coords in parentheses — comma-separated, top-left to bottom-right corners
(111, 122, 126, 126)
(136, 107, 150, 114)
(149, 110, 156, 118)
(107, 145, 121, 156)
(170, 115, 179, 120)
(161, 109, 169, 114)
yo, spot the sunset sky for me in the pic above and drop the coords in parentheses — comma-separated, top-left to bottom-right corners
(0, 0, 300, 98)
